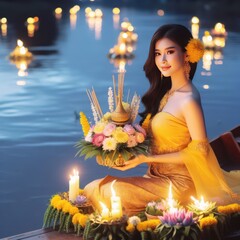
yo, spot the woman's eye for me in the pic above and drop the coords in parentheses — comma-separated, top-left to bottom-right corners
(167, 50, 174, 55)
(155, 52, 161, 56)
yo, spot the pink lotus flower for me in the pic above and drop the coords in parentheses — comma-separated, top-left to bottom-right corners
(92, 133, 105, 147)
(159, 208, 195, 227)
(103, 123, 116, 136)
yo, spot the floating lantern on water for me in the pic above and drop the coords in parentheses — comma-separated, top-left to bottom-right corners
(9, 39, 33, 60)
(70, 5, 80, 15)
(25, 17, 39, 37)
(0, 17, 7, 37)
(85, 8, 103, 18)
(54, 7, 62, 20)
(191, 16, 200, 39)
(202, 31, 214, 49)
(211, 22, 227, 37)
(108, 42, 134, 60)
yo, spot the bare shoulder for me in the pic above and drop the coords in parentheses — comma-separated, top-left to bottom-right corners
(178, 83, 201, 107)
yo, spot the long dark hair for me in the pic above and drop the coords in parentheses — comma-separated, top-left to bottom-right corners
(140, 24, 198, 123)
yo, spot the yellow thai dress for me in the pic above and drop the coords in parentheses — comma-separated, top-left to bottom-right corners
(84, 111, 240, 216)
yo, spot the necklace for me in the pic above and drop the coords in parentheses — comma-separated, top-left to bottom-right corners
(158, 82, 189, 112)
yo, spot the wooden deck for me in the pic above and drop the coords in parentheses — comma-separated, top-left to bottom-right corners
(2, 228, 83, 240)
(3, 227, 240, 240)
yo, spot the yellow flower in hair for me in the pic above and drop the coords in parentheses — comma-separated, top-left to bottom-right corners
(199, 216, 217, 229)
(185, 38, 204, 63)
(80, 112, 91, 137)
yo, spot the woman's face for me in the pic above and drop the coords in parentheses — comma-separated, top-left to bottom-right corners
(155, 38, 186, 78)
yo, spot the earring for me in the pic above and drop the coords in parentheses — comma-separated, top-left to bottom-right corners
(184, 61, 191, 80)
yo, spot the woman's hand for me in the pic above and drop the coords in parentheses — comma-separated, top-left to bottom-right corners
(113, 155, 146, 171)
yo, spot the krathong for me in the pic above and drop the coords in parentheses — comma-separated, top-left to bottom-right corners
(75, 71, 149, 167)
(9, 39, 33, 60)
(188, 196, 216, 217)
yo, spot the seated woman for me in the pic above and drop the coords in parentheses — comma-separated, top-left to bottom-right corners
(84, 24, 240, 216)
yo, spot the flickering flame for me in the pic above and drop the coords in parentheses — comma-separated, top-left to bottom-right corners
(111, 180, 117, 197)
(191, 195, 210, 211)
(99, 201, 108, 210)
(167, 181, 174, 209)
(17, 39, 23, 47)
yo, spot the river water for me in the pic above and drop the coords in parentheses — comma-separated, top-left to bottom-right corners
(0, 2, 239, 238)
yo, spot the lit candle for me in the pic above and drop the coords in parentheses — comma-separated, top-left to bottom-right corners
(99, 201, 110, 219)
(110, 180, 122, 219)
(69, 169, 79, 202)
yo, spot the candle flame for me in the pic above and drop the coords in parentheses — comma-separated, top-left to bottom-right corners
(17, 39, 23, 47)
(111, 179, 117, 197)
(99, 201, 108, 210)
(70, 168, 79, 180)
(191, 195, 209, 211)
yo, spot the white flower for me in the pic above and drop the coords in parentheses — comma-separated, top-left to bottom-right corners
(85, 131, 93, 142)
(128, 216, 141, 226)
(102, 137, 117, 151)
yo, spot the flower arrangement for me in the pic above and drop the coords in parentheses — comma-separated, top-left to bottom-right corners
(185, 38, 205, 63)
(43, 190, 92, 234)
(43, 191, 240, 240)
(75, 72, 149, 167)
(145, 199, 179, 218)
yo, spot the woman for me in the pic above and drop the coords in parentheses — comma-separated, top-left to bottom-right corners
(84, 24, 239, 216)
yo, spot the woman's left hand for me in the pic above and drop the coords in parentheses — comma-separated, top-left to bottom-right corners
(113, 155, 146, 171)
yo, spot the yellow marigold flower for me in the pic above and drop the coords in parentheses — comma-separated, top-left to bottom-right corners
(80, 112, 90, 137)
(136, 219, 160, 232)
(50, 195, 61, 207)
(72, 213, 82, 225)
(141, 113, 151, 132)
(78, 214, 89, 227)
(126, 223, 135, 233)
(185, 38, 204, 63)
(69, 206, 79, 215)
(199, 216, 217, 229)
(113, 131, 129, 143)
(218, 203, 240, 214)
(55, 199, 68, 210)
(62, 202, 72, 213)
(93, 122, 106, 134)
